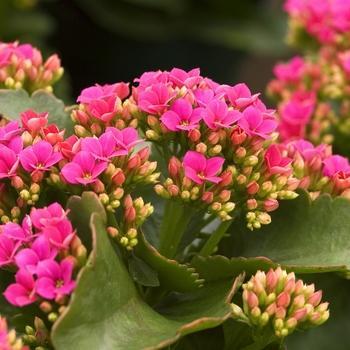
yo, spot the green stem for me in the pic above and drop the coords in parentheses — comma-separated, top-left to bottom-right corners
(158, 200, 194, 258)
(197, 220, 232, 257)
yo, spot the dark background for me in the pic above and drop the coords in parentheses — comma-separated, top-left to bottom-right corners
(0, 0, 291, 101)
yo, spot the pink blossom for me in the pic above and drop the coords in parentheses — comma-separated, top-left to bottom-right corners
(183, 151, 224, 185)
(21, 110, 48, 133)
(221, 83, 260, 110)
(36, 258, 76, 300)
(339, 51, 350, 75)
(193, 89, 215, 107)
(30, 202, 67, 230)
(137, 83, 173, 115)
(238, 106, 277, 139)
(87, 96, 118, 123)
(59, 135, 80, 160)
(168, 68, 202, 88)
(105, 127, 141, 155)
(160, 99, 202, 131)
(15, 236, 57, 274)
(287, 139, 327, 162)
(81, 132, 120, 160)
(1, 222, 32, 243)
(0, 144, 19, 179)
(134, 71, 169, 90)
(0, 235, 20, 267)
(202, 99, 241, 129)
(265, 145, 292, 176)
(77, 82, 129, 103)
(3, 269, 37, 307)
(323, 155, 350, 177)
(273, 56, 305, 83)
(42, 220, 75, 250)
(61, 151, 107, 185)
(19, 140, 62, 173)
(42, 124, 65, 145)
(0, 121, 22, 153)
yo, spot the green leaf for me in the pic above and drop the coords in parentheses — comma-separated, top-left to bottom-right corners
(135, 232, 203, 292)
(221, 191, 350, 273)
(67, 191, 107, 251)
(52, 193, 242, 350)
(0, 89, 74, 135)
(128, 254, 160, 287)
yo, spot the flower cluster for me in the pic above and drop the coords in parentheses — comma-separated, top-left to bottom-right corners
(0, 203, 84, 310)
(268, 1, 350, 154)
(232, 267, 329, 339)
(0, 41, 63, 93)
(0, 316, 28, 350)
(284, 0, 350, 48)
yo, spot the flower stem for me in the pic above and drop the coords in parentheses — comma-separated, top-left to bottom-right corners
(197, 220, 232, 257)
(158, 200, 195, 258)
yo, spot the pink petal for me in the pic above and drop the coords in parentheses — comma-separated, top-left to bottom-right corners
(183, 151, 206, 173)
(205, 157, 225, 177)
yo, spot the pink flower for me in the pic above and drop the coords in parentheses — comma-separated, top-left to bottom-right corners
(15, 236, 57, 274)
(193, 89, 215, 107)
(339, 51, 350, 75)
(221, 83, 260, 109)
(21, 110, 48, 133)
(42, 124, 65, 145)
(138, 83, 173, 115)
(134, 71, 169, 90)
(105, 127, 141, 155)
(1, 221, 32, 243)
(0, 144, 19, 179)
(168, 68, 202, 88)
(323, 155, 350, 177)
(87, 96, 118, 123)
(36, 258, 76, 300)
(0, 235, 20, 267)
(3, 269, 37, 306)
(81, 132, 120, 160)
(77, 82, 129, 103)
(0, 121, 22, 153)
(19, 140, 62, 173)
(238, 106, 277, 139)
(273, 56, 305, 83)
(160, 99, 202, 131)
(183, 151, 224, 185)
(287, 139, 327, 162)
(30, 202, 67, 230)
(59, 135, 80, 160)
(202, 99, 241, 129)
(61, 151, 107, 185)
(42, 220, 75, 250)
(265, 145, 292, 176)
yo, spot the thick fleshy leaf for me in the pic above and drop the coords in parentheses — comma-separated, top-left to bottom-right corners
(66, 191, 106, 251)
(135, 232, 203, 292)
(0, 89, 74, 135)
(52, 193, 242, 350)
(221, 191, 350, 273)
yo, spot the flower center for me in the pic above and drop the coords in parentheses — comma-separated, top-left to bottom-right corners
(197, 172, 206, 180)
(83, 173, 92, 179)
(181, 121, 189, 126)
(56, 279, 64, 288)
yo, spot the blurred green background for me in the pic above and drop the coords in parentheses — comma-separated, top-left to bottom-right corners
(0, 0, 291, 100)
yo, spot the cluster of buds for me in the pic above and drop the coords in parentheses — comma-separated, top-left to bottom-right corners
(22, 317, 49, 349)
(0, 316, 27, 350)
(108, 195, 154, 250)
(0, 203, 86, 322)
(71, 82, 138, 135)
(284, 0, 350, 49)
(232, 267, 329, 339)
(0, 41, 63, 93)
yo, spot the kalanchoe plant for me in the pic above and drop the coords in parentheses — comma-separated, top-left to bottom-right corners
(0, 40, 349, 349)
